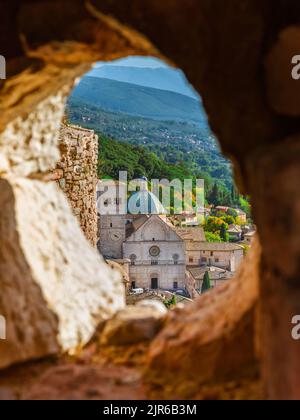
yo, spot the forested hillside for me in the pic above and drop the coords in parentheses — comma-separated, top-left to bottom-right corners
(69, 77, 204, 123)
(98, 134, 250, 215)
(67, 102, 231, 190)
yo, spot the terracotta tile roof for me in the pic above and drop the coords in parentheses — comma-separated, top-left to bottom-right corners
(188, 266, 232, 281)
(186, 242, 243, 251)
(175, 227, 206, 242)
(228, 224, 242, 233)
(126, 215, 149, 238)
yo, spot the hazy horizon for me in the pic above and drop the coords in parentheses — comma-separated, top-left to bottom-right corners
(85, 56, 200, 100)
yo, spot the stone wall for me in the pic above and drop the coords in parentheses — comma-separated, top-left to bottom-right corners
(54, 124, 99, 247)
(2, 0, 300, 399)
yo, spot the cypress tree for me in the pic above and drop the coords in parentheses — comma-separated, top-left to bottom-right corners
(231, 184, 235, 203)
(209, 183, 219, 206)
(201, 271, 211, 294)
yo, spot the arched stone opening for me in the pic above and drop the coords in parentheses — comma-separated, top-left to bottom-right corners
(1, 0, 300, 400)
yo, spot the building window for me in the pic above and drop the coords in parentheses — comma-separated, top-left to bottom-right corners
(173, 281, 178, 290)
(173, 254, 179, 265)
(131, 281, 136, 289)
(130, 254, 137, 266)
(201, 257, 207, 263)
(104, 198, 112, 206)
(151, 260, 158, 266)
(149, 246, 160, 257)
(215, 258, 220, 263)
(110, 223, 113, 228)
(210, 252, 214, 257)
(189, 257, 194, 263)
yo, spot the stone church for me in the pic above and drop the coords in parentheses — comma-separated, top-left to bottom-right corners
(124, 215, 187, 291)
(97, 180, 244, 292)
(97, 179, 188, 290)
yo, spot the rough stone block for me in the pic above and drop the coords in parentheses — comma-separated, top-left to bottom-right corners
(0, 177, 125, 369)
(100, 305, 167, 346)
(0, 89, 68, 177)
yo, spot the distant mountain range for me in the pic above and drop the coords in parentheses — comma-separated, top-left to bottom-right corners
(86, 65, 199, 99)
(69, 76, 205, 124)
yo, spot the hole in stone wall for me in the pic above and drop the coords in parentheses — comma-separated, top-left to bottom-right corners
(3, 1, 299, 401)
(59, 55, 256, 301)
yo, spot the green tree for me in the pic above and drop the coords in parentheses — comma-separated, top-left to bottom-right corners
(201, 271, 211, 294)
(220, 224, 229, 242)
(205, 231, 222, 243)
(222, 215, 236, 225)
(239, 196, 251, 219)
(208, 183, 220, 206)
(231, 184, 240, 205)
(205, 217, 228, 234)
(164, 294, 177, 309)
(226, 208, 238, 219)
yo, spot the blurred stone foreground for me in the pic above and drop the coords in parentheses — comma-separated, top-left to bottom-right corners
(0, 0, 300, 400)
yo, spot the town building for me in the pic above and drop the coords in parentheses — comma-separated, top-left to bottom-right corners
(243, 230, 256, 245)
(173, 212, 200, 227)
(228, 224, 243, 242)
(215, 206, 247, 224)
(235, 208, 247, 224)
(186, 241, 244, 272)
(188, 266, 234, 291)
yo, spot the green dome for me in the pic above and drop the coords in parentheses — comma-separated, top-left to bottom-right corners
(128, 190, 167, 215)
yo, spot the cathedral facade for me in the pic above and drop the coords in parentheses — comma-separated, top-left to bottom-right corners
(123, 215, 186, 291)
(97, 180, 244, 292)
(98, 212, 187, 291)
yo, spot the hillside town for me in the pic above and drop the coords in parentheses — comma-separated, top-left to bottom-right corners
(97, 179, 256, 300)
(52, 122, 255, 305)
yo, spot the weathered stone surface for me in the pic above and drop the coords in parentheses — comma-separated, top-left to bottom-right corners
(0, 177, 125, 369)
(1, 0, 300, 400)
(0, 388, 17, 401)
(265, 26, 300, 116)
(145, 241, 261, 398)
(100, 305, 167, 346)
(136, 300, 168, 315)
(107, 260, 130, 289)
(0, 87, 68, 177)
(246, 137, 300, 400)
(22, 364, 145, 400)
(0, 180, 59, 369)
(55, 124, 99, 246)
